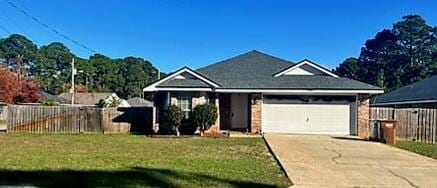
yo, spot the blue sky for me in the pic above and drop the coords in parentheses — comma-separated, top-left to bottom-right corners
(0, 0, 436, 73)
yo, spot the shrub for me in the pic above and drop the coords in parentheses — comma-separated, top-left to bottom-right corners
(98, 96, 122, 108)
(162, 105, 184, 136)
(191, 103, 218, 135)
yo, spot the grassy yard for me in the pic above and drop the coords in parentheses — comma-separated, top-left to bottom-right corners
(395, 140, 437, 159)
(0, 134, 289, 187)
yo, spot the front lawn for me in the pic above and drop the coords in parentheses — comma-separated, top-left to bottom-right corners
(0, 134, 289, 187)
(395, 140, 437, 159)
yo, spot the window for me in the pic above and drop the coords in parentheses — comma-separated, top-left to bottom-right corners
(177, 95, 192, 119)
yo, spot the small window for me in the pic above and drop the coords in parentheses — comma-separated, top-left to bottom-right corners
(177, 95, 192, 119)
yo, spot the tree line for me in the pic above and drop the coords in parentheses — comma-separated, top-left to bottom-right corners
(334, 15, 437, 91)
(0, 34, 164, 99)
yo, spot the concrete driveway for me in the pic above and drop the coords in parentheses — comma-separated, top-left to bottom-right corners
(264, 134, 437, 188)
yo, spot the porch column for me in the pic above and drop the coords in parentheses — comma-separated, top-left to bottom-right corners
(250, 93, 262, 134)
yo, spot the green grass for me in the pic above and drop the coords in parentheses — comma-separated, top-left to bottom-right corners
(0, 134, 289, 187)
(395, 140, 437, 159)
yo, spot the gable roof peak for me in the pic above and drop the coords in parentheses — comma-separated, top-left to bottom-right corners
(273, 59, 339, 78)
(300, 58, 315, 63)
(143, 66, 220, 92)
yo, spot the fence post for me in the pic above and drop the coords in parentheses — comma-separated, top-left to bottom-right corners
(100, 108, 105, 134)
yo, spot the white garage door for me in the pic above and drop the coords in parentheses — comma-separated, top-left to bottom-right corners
(262, 103, 350, 135)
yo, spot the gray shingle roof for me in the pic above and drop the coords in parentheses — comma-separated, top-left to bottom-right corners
(127, 97, 153, 107)
(40, 91, 70, 104)
(157, 78, 210, 88)
(58, 93, 115, 106)
(155, 50, 381, 90)
(372, 75, 437, 105)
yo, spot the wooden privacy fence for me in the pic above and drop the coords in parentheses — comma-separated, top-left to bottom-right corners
(7, 105, 153, 134)
(370, 107, 437, 144)
(0, 105, 7, 121)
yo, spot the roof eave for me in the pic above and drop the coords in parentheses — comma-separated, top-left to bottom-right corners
(145, 87, 384, 94)
(143, 67, 220, 92)
(371, 99, 437, 106)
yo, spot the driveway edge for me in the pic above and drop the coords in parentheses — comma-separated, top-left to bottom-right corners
(262, 135, 294, 186)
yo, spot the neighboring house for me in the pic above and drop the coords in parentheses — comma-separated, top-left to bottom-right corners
(144, 50, 383, 137)
(371, 75, 437, 108)
(127, 97, 153, 107)
(59, 92, 129, 107)
(40, 91, 70, 104)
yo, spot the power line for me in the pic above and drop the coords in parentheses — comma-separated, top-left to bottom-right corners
(4, 0, 97, 53)
(14, 0, 58, 41)
(14, 0, 33, 14)
(0, 4, 33, 38)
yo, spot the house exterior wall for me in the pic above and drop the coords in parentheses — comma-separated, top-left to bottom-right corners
(169, 91, 220, 133)
(250, 93, 262, 134)
(163, 91, 371, 136)
(357, 94, 370, 139)
(192, 92, 208, 108)
(170, 97, 177, 105)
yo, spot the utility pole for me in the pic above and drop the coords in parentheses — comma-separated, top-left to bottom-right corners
(71, 58, 75, 105)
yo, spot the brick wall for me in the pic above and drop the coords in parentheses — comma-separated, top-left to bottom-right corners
(357, 94, 370, 139)
(170, 96, 178, 106)
(192, 92, 208, 108)
(250, 93, 262, 134)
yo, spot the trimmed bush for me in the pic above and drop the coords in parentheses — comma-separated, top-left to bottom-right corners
(162, 105, 184, 136)
(191, 103, 218, 135)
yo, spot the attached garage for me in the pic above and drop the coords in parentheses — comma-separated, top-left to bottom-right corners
(262, 95, 357, 135)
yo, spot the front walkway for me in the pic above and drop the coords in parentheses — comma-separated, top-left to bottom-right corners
(264, 134, 437, 187)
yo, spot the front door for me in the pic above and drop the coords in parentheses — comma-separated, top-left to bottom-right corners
(231, 94, 248, 130)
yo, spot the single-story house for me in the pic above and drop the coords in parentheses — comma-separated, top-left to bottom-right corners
(39, 91, 70, 104)
(144, 50, 383, 137)
(371, 74, 437, 108)
(58, 92, 129, 107)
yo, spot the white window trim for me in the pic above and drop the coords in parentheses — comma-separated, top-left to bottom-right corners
(177, 95, 192, 118)
(143, 67, 219, 92)
(274, 60, 339, 78)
